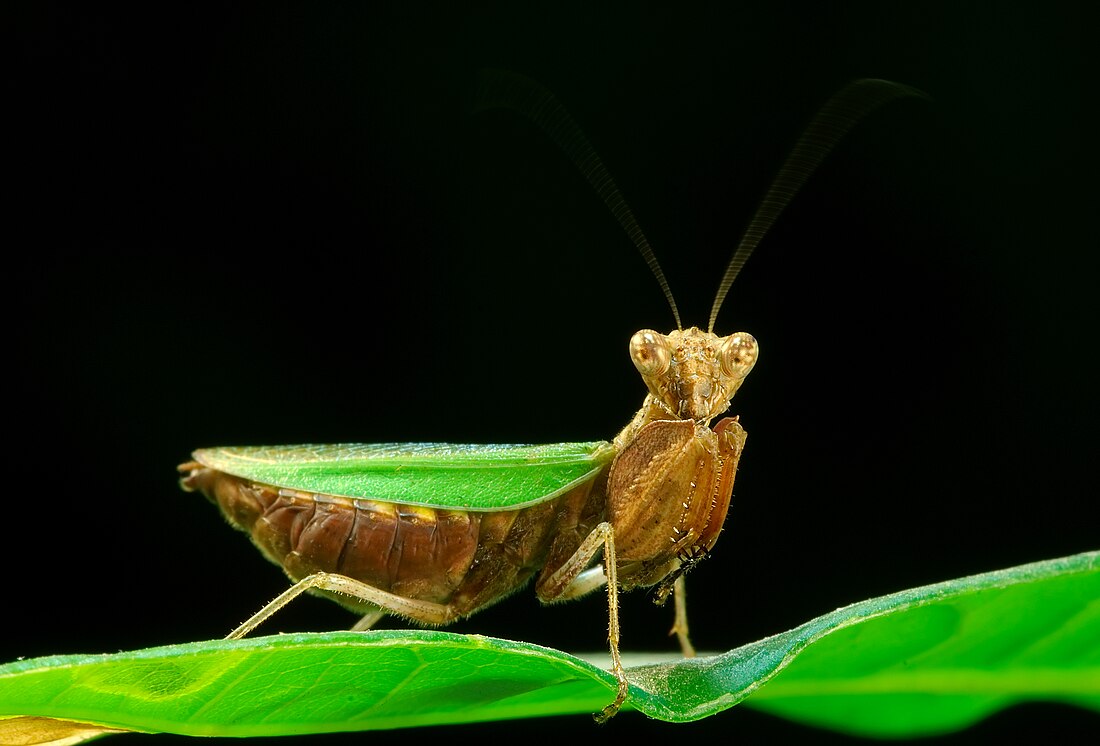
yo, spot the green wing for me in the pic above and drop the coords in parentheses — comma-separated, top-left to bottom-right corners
(192, 441, 616, 511)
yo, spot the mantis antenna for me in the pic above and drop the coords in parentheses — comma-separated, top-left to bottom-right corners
(472, 72, 927, 332)
(707, 78, 928, 332)
(472, 69, 683, 330)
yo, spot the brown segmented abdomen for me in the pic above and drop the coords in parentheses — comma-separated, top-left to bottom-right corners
(180, 462, 610, 619)
(182, 466, 481, 609)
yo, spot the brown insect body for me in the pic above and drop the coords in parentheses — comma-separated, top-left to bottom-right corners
(182, 459, 604, 617)
(180, 326, 754, 720)
(181, 327, 753, 618)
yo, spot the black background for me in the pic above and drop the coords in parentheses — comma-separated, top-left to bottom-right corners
(9, 3, 1096, 743)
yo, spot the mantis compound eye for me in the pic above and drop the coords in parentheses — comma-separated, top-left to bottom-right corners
(720, 332, 758, 379)
(629, 329, 672, 377)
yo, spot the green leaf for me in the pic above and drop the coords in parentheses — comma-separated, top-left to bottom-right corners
(0, 551, 1096, 741)
(191, 441, 614, 510)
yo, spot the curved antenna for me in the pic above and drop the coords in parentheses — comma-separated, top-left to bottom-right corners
(471, 69, 682, 330)
(708, 78, 928, 332)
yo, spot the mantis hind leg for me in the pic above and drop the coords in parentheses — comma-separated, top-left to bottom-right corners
(226, 573, 457, 640)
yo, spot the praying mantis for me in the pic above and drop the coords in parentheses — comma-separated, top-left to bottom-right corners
(180, 75, 923, 721)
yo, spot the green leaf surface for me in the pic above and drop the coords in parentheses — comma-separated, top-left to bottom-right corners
(191, 441, 614, 510)
(1, 551, 1096, 740)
